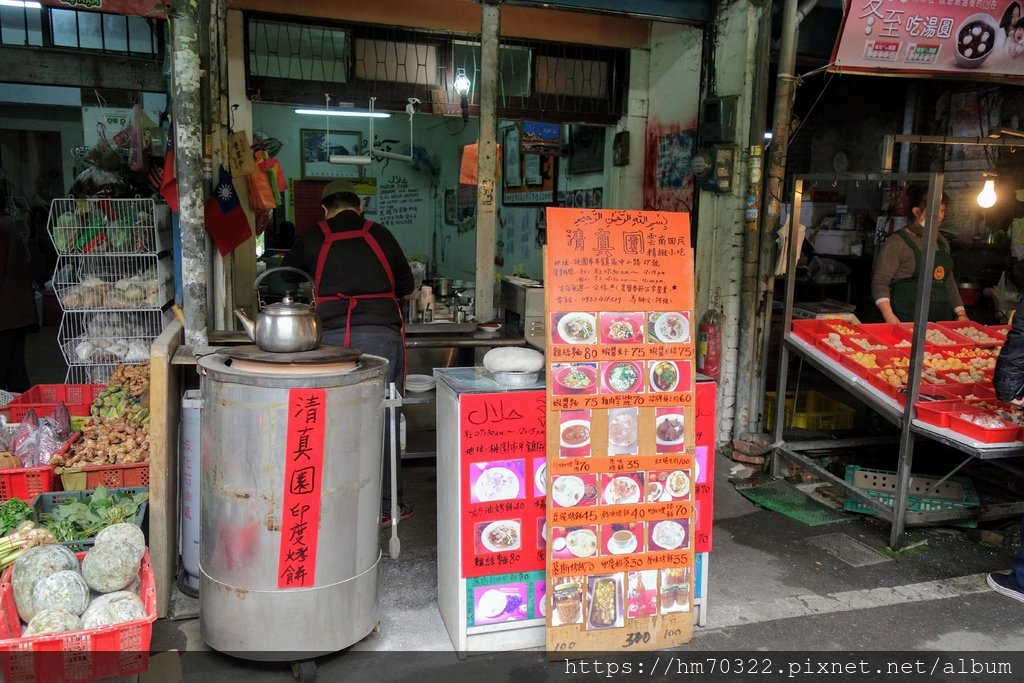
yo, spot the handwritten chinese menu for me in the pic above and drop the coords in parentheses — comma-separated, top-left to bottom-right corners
(278, 388, 326, 588)
(460, 391, 547, 579)
(545, 208, 696, 652)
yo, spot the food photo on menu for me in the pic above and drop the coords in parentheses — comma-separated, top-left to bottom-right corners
(649, 359, 682, 393)
(475, 519, 522, 554)
(538, 518, 547, 549)
(647, 469, 693, 502)
(550, 525, 599, 559)
(599, 311, 645, 344)
(601, 360, 645, 394)
(535, 580, 547, 620)
(533, 457, 547, 496)
(601, 522, 645, 556)
(551, 577, 585, 627)
(655, 408, 685, 454)
(550, 473, 599, 508)
(472, 583, 529, 625)
(551, 362, 599, 396)
(552, 311, 598, 344)
(659, 568, 692, 614)
(647, 311, 692, 344)
(607, 407, 639, 455)
(558, 409, 592, 458)
(648, 518, 689, 552)
(627, 570, 659, 618)
(470, 460, 526, 503)
(602, 472, 644, 506)
(587, 574, 625, 630)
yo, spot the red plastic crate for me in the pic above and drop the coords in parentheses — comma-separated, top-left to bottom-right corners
(867, 370, 906, 404)
(914, 400, 973, 428)
(813, 334, 854, 362)
(989, 324, 1010, 339)
(49, 432, 149, 491)
(791, 319, 830, 342)
(0, 550, 156, 683)
(0, 467, 57, 504)
(947, 412, 1021, 443)
(935, 321, 1004, 348)
(0, 385, 104, 422)
(840, 348, 900, 380)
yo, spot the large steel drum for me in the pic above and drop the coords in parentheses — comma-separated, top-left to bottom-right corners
(197, 347, 385, 660)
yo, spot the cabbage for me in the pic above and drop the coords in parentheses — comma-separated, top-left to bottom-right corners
(33, 570, 90, 616)
(24, 608, 82, 637)
(80, 591, 146, 629)
(81, 542, 141, 594)
(12, 545, 78, 623)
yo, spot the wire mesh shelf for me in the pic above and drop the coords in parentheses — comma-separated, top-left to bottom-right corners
(57, 310, 166, 368)
(47, 197, 171, 256)
(52, 254, 172, 310)
(65, 364, 124, 385)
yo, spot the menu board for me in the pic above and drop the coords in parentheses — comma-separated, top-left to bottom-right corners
(544, 208, 696, 652)
(460, 391, 547, 579)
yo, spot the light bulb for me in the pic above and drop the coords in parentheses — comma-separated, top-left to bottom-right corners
(454, 69, 472, 96)
(977, 179, 997, 208)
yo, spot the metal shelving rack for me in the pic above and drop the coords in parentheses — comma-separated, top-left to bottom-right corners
(46, 197, 173, 383)
(770, 172, 1024, 549)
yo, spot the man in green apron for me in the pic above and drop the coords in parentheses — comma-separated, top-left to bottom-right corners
(871, 185, 969, 323)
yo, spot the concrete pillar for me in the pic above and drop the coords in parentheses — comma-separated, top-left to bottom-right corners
(474, 1, 500, 322)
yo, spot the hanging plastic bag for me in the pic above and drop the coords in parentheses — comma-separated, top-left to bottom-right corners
(247, 170, 278, 211)
(85, 124, 124, 172)
(35, 419, 66, 466)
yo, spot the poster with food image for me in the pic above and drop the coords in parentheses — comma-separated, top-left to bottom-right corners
(601, 360, 645, 394)
(476, 519, 522, 554)
(599, 312, 645, 344)
(648, 518, 689, 551)
(601, 522, 644, 556)
(607, 407, 639, 455)
(655, 408, 685, 453)
(647, 469, 692, 502)
(648, 359, 681, 393)
(535, 579, 547, 619)
(550, 525, 599, 560)
(586, 574, 625, 630)
(559, 410, 592, 457)
(533, 457, 547, 496)
(602, 472, 643, 506)
(553, 311, 598, 344)
(470, 460, 526, 503)
(551, 473, 598, 508)
(472, 583, 529, 625)
(647, 311, 691, 344)
(552, 362, 599, 396)
(626, 570, 659, 619)
(659, 568, 691, 614)
(551, 577, 585, 626)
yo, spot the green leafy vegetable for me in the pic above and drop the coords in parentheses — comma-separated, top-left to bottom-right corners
(0, 498, 34, 536)
(39, 487, 148, 543)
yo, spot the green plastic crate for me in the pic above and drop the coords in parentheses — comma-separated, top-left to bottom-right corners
(843, 465, 979, 528)
(29, 486, 148, 552)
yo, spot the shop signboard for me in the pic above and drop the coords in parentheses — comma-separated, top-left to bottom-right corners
(830, 0, 1024, 80)
(459, 391, 547, 579)
(544, 208, 696, 653)
(41, 0, 166, 17)
(278, 388, 326, 588)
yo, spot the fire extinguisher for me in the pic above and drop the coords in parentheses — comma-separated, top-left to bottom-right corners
(697, 308, 724, 380)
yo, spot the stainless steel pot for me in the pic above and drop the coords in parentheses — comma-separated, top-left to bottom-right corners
(433, 277, 452, 297)
(234, 267, 323, 353)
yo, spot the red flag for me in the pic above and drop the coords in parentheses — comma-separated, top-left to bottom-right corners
(160, 148, 179, 212)
(205, 167, 251, 256)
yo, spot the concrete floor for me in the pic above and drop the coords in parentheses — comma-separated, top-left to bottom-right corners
(19, 330, 1024, 680)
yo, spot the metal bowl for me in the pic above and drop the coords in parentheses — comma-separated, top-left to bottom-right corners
(493, 371, 540, 388)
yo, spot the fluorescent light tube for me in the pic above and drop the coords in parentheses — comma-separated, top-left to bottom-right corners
(329, 155, 372, 165)
(294, 109, 391, 119)
(0, 1, 42, 7)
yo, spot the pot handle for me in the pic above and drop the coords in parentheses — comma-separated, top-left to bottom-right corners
(253, 266, 317, 308)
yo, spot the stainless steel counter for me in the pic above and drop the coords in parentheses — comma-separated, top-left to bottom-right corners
(404, 334, 527, 349)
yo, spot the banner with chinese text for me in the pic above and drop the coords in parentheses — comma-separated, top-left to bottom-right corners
(544, 208, 696, 653)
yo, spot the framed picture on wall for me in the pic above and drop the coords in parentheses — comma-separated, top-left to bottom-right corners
(568, 124, 605, 174)
(300, 129, 363, 179)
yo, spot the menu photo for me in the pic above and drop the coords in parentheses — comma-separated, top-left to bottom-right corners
(600, 522, 645, 556)
(648, 518, 690, 552)
(558, 409, 592, 458)
(550, 525, 599, 560)
(551, 362, 599, 396)
(627, 570, 659, 619)
(550, 473, 599, 509)
(659, 567, 692, 614)
(598, 311, 645, 344)
(607, 407, 639, 455)
(472, 582, 529, 626)
(475, 519, 523, 555)
(646, 311, 692, 344)
(654, 407, 686, 454)
(551, 576, 586, 627)
(647, 469, 693, 503)
(551, 311, 598, 345)
(586, 573, 625, 630)
(470, 459, 526, 503)
(649, 359, 692, 393)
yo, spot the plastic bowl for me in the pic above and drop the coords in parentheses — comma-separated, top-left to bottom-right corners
(493, 371, 540, 388)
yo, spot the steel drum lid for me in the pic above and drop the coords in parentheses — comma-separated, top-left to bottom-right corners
(200, 344, 380, 384)
(226, 344, 361, 365)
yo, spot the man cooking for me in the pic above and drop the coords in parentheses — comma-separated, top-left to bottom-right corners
(283, 179, 416, 526)
(871, 184, 970, 323)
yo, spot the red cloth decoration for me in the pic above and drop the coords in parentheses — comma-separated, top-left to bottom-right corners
(160, 148, 179, 213)
(204, 166, 251, 256)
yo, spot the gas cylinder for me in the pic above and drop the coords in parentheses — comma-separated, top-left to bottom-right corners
(696, 309, 724, 380)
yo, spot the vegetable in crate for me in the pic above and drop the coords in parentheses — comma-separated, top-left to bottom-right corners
(55, 418, 149, 466)
(0, 498, 33, 535)
(0, 451, 22, 471)
(82, 541, 142, 593)
(39, 487, 149, 543)
(32, 569, 89, 616)
(24, 608, 82, 636)
(12, 543, 77, 622)
(0, 521, 58, 571)
(95, 522, 145, 563)
(81, 590, 146, 629)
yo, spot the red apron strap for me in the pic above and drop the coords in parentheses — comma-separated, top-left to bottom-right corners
(313, 220, 333, 297)
(360, 220, 397, 291)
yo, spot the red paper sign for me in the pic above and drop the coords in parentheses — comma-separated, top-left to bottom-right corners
(460, 391, 547, 578)
(278, 388, 326, 588)
(694, 381, 716, 553)
(830, 0, 1024, 80)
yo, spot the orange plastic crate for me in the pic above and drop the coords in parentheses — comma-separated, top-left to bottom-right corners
(0, 550, 156, 683)
(0, 385, 104, 422)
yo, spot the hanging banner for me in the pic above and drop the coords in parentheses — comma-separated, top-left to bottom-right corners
(41, 0, 167, 17)
(278, 388, 326, 589)
(459, 391, 547, 579)
(830, 0, 1024, 80)
(544, 208, 696, 654)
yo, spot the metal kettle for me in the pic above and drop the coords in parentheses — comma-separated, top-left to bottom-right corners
(234, 267, 323, 353)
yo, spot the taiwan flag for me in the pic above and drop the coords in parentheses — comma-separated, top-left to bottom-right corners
(205, 166, 251, 256)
